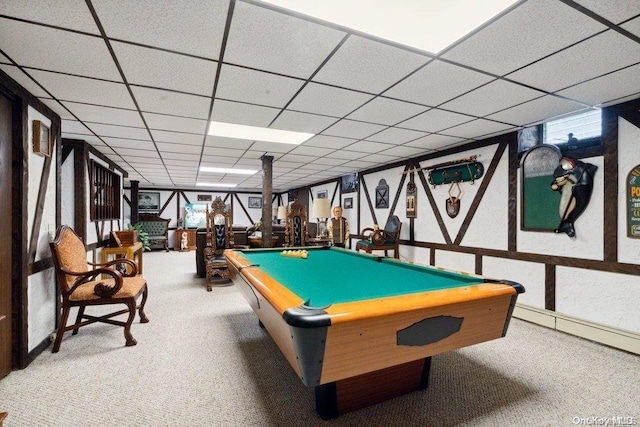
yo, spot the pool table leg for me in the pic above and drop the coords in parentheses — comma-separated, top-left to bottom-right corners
(314, 357, 433, 420)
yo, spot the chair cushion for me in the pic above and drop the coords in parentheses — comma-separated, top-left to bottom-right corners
(69, 276, 147, 301)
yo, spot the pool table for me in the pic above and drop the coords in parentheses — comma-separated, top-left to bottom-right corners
(224, 246, 524, 419)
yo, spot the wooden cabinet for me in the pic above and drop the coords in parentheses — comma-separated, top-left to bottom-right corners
(175, 229, 197, 251)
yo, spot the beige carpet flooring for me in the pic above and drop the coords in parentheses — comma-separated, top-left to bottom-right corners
(0, 250, 638, 426)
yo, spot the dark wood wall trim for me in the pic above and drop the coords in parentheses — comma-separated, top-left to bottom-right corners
(545, 264, 556, 311)
(409, 240, 640, 276)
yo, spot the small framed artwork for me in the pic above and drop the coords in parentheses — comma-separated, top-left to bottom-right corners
(344, 198, 353, 209)
(138, 192, 160, 212)
(197, 194, 212, 202)
(248, 196, 262, 209)
(317, 190, 328, 199)
(32, 120, 51, 157)
(341, 173, 358, 193)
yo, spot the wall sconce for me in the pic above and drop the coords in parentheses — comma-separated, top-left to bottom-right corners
(312, 198, 331, 238)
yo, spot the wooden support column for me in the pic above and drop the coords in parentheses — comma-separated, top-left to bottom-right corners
(261, 155, 274, 247)
(130, 180, 139, 225)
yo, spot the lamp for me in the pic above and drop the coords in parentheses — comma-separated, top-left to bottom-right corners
(277, 206, 287, 223)
(312, 198, 331, 238)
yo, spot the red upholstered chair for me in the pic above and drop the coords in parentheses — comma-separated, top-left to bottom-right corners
(49, 225, 149, 353)
(355, 215, 402, 259)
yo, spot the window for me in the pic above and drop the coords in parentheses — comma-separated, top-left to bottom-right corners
(90, 160, 121, 221)
(543, 109, 601, 151)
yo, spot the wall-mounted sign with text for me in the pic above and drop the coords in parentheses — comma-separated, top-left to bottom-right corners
(627, 164, 640, 238)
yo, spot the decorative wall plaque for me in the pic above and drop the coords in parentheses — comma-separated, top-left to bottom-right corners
(406, 181, 417, 218)
(375, 179, 389, 209)
(627, 164, 640, 238)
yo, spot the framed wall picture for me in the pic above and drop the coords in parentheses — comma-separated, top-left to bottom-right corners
(197, 194, 212, 202)
(184, 203, 208, 228)
(344, 198, 353, 209)
(248, 196, 262, 209)
(317, 190, 328, 199)
(32, 120, 51, 157)
(341, 173, 358, 193)
(138, 192, 160, 212)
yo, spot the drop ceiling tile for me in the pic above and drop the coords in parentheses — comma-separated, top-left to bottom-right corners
(486, 95, 588, 126)
(202, 146, 246, 157)
(153, 130, 204, 145)
(62, 102, 144, 128)
(216, 64, 305, 108)
(113, 147, 160, 158)
(249, 140, 296, 154)
(143, 112, 208, 134)
(365, 127, 427, 144)
(442, 119, 515, 140)
(205, 135, 254, 150)
(28, 69, 135, 109)
(384, 60, 495, 106)
(441, 0, 606, 76)
(304, 135, 357, 150)
(556, 63, 640, 106)
(156, 142, 202, 155)
(574, 0, 640, 24)
(507, 31, 640, 93)
(378, 145, 430, 158)
(312, 35, 428, 94)
(103, 137, 156, 151)
(277, 153, 317, 164)
(322, 119, 387, 139)
(398, 108, 474, 133)
(39, 98, 76, 120)
(347, 97, 428, 126)
(85, 123, 150, 140)
(0, 65, 50, 97)
(92, 0, 229, 59)
(0, 20, 120, 80)
(270, 110, 338, 134)
(62, 120, 92, 135)
(405, 134, 467, 151)
(288, 145, 335, 157)
(211, 99, 280, 127)
(225, 1, 345, 79)
(344, 140, 395, 154)
(357, 153, 403, 164)
(439, 79, 545, 117)
(621, 16, 640, 38)
(288, 82, 374, 117)
(132, 86, 212, 119)
(111, 41, 218, 96)
(1, 0, 99, 33)
(324, 149, 363, 161)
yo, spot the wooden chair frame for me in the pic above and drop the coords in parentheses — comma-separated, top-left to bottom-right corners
(204, 197, 234, 291)
(284, 199, 309, 247)
(49, 225, 149, 353)
(355, 215, 402, 259)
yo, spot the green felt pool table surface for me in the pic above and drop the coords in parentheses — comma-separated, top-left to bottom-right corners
(237, 247, 484, 307)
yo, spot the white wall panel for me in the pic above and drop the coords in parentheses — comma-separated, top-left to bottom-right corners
(556, 267, 640, 333)
(483, 256, 546, 309)
(433, 250, 475, 274)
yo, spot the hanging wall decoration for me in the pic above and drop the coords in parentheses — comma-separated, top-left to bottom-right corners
(375, 179, 389, 208)
(446, 182, 463, 218)
(406, 181, 417, 218)
(550, 157, 597, 237)
(627, 164, 640, 238)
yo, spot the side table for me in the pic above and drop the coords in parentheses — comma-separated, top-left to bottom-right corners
(101, 242, 144, 276)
